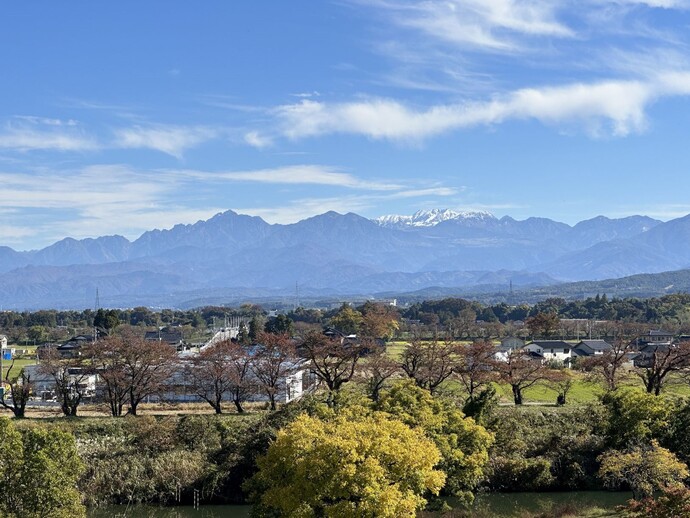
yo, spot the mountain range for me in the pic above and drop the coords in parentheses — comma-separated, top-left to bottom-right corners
(1, 208, 689, 309)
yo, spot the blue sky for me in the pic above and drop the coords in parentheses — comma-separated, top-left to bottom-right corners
(3, 1, 690, 250)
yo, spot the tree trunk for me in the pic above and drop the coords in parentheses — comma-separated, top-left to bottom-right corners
(129, 397, 139, 416)
(233, 399, 244, 413)
(512, 384, 523, 405)
(654, 380, 663, 396)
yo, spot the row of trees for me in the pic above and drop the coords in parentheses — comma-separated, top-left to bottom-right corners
(1, 330, 305, 418)
(6, 325, 690, 420)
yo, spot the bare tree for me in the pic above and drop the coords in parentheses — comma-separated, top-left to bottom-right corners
(39, 348, 93, 417)
(526, 312, 560, 339)
(494, 350, 554, 405)
(0, 362, 32, 418)
(226, 341, 254, 413)
(122, 336, 177, 415)
(185, 342, 233, 414)
(635, 341, 690, 395)
(548, 368, 575, 405)
(455, 341, 497, 403)
(185, 340, 253, 414)
(357, 340, 399, 402)
(577, 339, 632, 392)
(252, 332, 298, 411)
(400, 338, 455, 395)
(301, 331, 364, 405)
(88, 336, 129, 417)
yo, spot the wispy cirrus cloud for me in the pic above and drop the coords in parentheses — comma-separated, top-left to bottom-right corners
(173, 165, 402, 191)
(273, 72, 690, 141)
(0, 162, 460, 248)
(0, 164, 226, 247)
(0, 117, 98, 152)
(602, 0, 690, 8)
(364, 0, 572, 52)
(113, 124, 218, 158)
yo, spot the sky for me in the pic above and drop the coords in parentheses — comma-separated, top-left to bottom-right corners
(3, 1, 690, 250)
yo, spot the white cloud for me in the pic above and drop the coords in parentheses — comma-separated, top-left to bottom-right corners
(602, 0, 689, 8)
(0, 125, 98, 152)
(243, 131, 273, 149)
(0, 162, 460, 248)
(13, 116, 78, 127)
(274, 72, 690, 141)
(0, 164, 230, 247)
(388, 187, 460, 198)
(113, 124, 217, 158)
(175, 165, 402, 191)
(369, 0, 572, 52)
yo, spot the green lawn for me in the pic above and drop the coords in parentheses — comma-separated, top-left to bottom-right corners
(385, 342, 690, 406)
(1, 358, 37, 382)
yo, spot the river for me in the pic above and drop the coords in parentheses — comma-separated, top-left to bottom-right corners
(88, 491, 632, 517)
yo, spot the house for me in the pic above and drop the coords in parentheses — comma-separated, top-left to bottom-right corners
(144, 329, 186, 351)
(634, 329, 674, 349)
(323, 327, 357, 341)
(161, 348, 307, 405)
(573, 340, 613, 357)
(494, 337, 525, 362)
(45, 334, 97, 359)
(22, 364, 98, 401)
(0, 335, 7, 349)
(525, 340, 573, 364)
(632, 341, 678, 368)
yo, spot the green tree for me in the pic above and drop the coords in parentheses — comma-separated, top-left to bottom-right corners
(26, 325, 48, 344)
(264, 314, 293, 335)
(601, 388, 673, 449)
(0, 418, 86, 517)
(599, 440, 688, 499)
(376, 381, 494, 503)
(248, 315, 266, 342)
(330, 303, 364, 335)
(246, 413, 445, 517)
(93, 308, 120, 335)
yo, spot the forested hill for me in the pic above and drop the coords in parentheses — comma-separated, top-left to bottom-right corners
(390, 268, 690, 305)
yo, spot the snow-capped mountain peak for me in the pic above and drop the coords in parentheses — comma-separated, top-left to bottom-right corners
(374, 208, 496, 228)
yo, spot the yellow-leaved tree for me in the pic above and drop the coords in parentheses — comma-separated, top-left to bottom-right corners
(246, 413, 445, 517)
(376, 380, 495, 504)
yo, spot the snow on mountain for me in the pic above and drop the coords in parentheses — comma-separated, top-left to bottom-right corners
(374, 209, 496, 228)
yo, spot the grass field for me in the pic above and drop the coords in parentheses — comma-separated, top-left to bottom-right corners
(386, 341, 690, 405)
(1, 357, 37, 382)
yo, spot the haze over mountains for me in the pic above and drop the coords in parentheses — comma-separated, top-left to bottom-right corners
(1, 208, 689, 309)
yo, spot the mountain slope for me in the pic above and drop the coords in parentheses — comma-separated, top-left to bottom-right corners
(0, 208, 687, 309)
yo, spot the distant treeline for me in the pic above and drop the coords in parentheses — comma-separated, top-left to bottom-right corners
(4, 293, 690, 344)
